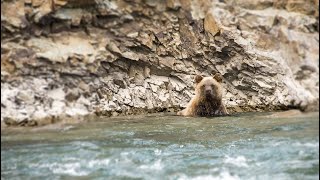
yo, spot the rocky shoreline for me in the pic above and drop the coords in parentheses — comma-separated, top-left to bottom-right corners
(1, 0, 319, 127)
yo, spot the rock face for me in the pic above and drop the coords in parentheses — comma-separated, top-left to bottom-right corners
(1, 0, 319, 126)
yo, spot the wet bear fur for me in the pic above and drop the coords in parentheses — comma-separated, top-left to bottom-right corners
(177, 73, 228, 117)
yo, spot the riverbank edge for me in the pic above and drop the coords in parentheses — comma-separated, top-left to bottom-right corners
(1, 104, 312, 129)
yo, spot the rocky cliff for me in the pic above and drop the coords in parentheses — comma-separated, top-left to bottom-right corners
(1, 0, 319, 126)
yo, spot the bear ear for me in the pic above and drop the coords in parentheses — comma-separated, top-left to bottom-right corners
(195, 75, 203, 84)
(213, 73, 223, 83)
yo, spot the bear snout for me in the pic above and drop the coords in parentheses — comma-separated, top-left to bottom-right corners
(205, 89, 214, 97)
(205, 89, 212, 94)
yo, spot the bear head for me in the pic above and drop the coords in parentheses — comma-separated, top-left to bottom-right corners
(194, 73, 223, 102)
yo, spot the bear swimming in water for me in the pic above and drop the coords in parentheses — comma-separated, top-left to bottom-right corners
(177, 73, 228, 117)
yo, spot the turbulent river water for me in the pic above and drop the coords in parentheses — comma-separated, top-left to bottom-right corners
(1, 111, 319, 180)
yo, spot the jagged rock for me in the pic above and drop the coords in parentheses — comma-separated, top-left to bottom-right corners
(53, 8, 85, 26)
(65, 103, 89, 117)
(122, 51, 140, 61)
(204, 12, 220, 36)
(1, 0, 27, 28)
(106, 41, 122, 54)
(3, 117, 18, 126)
(33, 0, 54, 23)
(16, 91, 35, 104)
(167, 0, 181, 10)
(129, 65, 145, 85)
(65, 89, 80, 102)
(27, 35, 95, 63)
(1, 0, 318, 125)
(47, 87, 65, 101)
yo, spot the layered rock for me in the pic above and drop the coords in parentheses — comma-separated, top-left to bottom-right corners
(1, 0, 319, 126)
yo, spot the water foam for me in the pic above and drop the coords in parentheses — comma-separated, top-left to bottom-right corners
(224, 155, 249, 167)
(139, 159, 163, 170)
(177, 171, 240, 180)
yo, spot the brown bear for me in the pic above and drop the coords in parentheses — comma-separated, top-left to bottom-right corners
(177, 73, 228, 117)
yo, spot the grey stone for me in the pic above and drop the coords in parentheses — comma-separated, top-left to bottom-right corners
(1, 0, 318, 125)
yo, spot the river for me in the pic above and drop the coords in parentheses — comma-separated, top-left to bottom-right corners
(1, 111, 319, 179)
